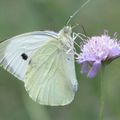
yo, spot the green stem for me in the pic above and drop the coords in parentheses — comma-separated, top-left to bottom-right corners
(99, 66, 105, 120)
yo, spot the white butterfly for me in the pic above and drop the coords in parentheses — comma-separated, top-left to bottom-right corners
(0, 0, 90, 106)
(0, 26, 78, 106)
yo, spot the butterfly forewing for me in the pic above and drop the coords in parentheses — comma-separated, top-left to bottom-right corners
(0, 31, 58, 80)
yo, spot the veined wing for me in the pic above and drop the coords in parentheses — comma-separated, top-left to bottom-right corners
(0, 31, 58, 80)
(25, 40, 78, 106)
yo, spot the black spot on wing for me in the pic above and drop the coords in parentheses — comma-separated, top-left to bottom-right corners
(21, 53, 28, 60)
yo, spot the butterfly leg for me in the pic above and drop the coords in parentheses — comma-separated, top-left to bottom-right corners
(65, 43, 79, 57)
(66, 48, 73, 54)
(66, 32, 85, 56)
(72, 32, 84, 41)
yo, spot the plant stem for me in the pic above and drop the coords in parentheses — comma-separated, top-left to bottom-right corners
(99, 66, 105, 120)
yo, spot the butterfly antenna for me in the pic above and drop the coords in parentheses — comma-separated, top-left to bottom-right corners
(80, 24, 87, 36)
(72, 23, 80, 29)
(66, 0, 90, 26)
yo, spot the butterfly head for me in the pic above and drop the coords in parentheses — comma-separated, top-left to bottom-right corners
(63, 26, 72, 35)
(59, 26, 72, 37)
(58, 26, 74, 54)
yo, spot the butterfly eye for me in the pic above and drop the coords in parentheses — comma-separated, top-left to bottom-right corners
(21, 53, 28, 60)
(64, 26, 72, 34)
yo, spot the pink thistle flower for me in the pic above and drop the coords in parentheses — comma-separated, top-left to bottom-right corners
(77, 31, 120, 78)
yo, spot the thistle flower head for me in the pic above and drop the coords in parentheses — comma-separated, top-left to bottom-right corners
(77, 31, 120, 78)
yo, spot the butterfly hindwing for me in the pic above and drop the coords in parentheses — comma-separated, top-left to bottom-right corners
(25, 39, 77, 106)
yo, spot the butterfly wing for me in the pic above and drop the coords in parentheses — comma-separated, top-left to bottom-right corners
(25, 39, 78, 106)
(0, 31, 58, 80)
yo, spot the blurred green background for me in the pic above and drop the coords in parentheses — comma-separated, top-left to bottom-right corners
(0, 0, 120, 120)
